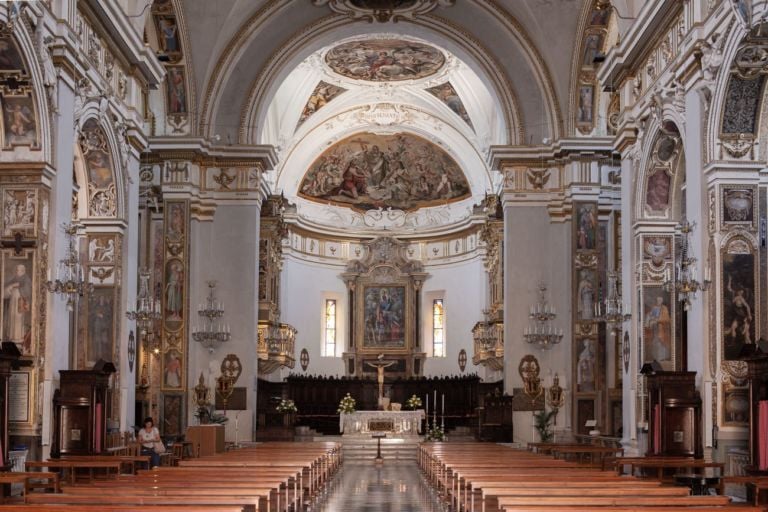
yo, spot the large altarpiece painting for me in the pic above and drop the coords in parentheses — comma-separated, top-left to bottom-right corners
(341, 237, 428, 378)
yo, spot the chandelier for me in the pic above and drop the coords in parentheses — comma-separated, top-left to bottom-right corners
(192, 281, 231, 353)
(125, 268, 162, 336)
(523, 283, 563, 349)
(663, 219, 710, 311)
(45, 223, 92, 311)
(593, 271, 630, 325)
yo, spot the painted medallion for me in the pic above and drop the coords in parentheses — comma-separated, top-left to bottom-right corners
(325, 39, 444, 81)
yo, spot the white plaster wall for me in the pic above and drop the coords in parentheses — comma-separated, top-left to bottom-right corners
(188, 204, 260, 442)
(279, 256, 348, 378)
(279, 254, 486, 379)
(503, 205, 572, 444)
(421, 260, 486, 377)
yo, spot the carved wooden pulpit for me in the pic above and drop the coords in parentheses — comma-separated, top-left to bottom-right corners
(745, 354, 768, 474)
(644, 369, 702, 458)
(51, 360, 116, 457)
(0, 342, 24, 470)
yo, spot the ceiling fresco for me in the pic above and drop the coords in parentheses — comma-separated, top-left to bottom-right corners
(298, 132, 470, 212)
(324, 39, 445, 82)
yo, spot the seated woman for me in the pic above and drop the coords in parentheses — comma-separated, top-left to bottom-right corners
(138, 417, 162, 468)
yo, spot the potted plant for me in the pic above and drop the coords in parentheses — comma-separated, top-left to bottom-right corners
(276, 399, 298, 427)
(533, 409, 556, 443)
(426, 424, 445, 442)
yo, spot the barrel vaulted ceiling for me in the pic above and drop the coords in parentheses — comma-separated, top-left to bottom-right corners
(175, 0, 592, 144)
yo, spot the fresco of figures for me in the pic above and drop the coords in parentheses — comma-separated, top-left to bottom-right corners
(0, 33, 25, 72)
(87, 287, 114, 363)
(298, 132, 470, 211)
(166, 66, 187, 114)
(642, 286, 673, 364)
(2, 94, 37, 147)
(2, 253, 33, 355)
(722, 252, 755, 360)
(325, 39, 445, 81)
(575, 204, 597, 250)
(426, 82, 473, 128)
(3, 189, 36, 237)
(646, 169, 671, 212)
(363, 286, 405, 348)
(297, 81, 346, 127)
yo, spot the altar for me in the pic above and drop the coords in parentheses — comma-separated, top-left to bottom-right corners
(340, 410, 425, 435)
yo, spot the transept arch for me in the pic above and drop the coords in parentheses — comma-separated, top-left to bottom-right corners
(197, 1, 564, 146)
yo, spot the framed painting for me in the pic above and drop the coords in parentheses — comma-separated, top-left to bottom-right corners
(2, 187, 36, 238)
(161, 393, 183, 437)
(1, 250, 34, 355)
(721, 185, 756, 227)
(1, 92, 38, 148)
(721, 239, 756, 361)
(362, 285, 406, 349)
(641, 285, 675, 368)
(645, 168, 672, 214)
(87, 286, 115, 365)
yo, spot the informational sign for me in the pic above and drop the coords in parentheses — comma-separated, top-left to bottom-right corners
(9, 371, 29, 423)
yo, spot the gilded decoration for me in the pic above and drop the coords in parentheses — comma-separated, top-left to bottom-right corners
(324, 39, 445, 81)
(297, 132, 470, 212)
(162, 200, 189, 392)
(341, 237, 427, 377)
(312, 0, 455, 23)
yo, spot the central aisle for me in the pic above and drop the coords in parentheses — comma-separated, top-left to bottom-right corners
(314, 462, 445, 512)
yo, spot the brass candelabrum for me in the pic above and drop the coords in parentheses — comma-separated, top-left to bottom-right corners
(546, 373, 566, 426)
(193, 373, 211, 424)
(216, 374, 236, 413)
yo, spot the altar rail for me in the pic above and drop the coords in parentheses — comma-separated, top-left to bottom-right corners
(257, 376, 502, 435)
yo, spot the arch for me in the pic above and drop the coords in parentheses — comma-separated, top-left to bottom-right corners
(567, 0, 613, 136)
(0, 11, 53, 163)
(76, 116, 125, 220)
(635, 120, 685, 222)
(196, 1, 562, 145)
(143, 0, 196, 135)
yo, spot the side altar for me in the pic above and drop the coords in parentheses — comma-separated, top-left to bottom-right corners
(340, 410, 425, 435)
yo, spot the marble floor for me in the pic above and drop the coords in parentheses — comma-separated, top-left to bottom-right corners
(313, 462, 446, 512)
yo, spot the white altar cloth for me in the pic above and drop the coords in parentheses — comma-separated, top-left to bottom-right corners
(340, 410, 425, 434)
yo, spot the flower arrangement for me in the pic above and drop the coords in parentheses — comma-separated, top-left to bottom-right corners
(276, 399, 298, 414)
(337, 393, 356, 414)
(405, 394, 423, 410)
(426, 424, 445, 442)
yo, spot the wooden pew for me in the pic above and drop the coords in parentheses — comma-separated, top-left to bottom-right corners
(420, 442, 751, 512)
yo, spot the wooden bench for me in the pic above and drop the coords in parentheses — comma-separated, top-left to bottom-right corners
(420, 442, 751, 512)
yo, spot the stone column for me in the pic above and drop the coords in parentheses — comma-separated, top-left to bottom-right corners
(187, 200, 261, 443)
(42, 71, 76, 458)
(683, 85, 711, 445)
(620, 146, 638, 453)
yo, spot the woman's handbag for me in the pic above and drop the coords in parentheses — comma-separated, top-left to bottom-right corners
(153, 441, 166, 454)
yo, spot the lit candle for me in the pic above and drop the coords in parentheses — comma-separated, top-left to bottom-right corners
(441, 394, 444, 416)
(426, 394, 429, 417)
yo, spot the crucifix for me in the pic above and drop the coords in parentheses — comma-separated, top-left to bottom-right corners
(366, 353, 396, 405)
(0, 232, 36, 255)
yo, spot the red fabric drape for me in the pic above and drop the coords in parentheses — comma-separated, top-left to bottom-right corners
(653, 403, 662, 455)
(759, 400, 768, 471)
(94, 403, 102, 453)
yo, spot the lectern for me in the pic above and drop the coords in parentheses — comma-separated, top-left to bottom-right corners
(51, 360, 116, 457)
(644, 370, 702, 458)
